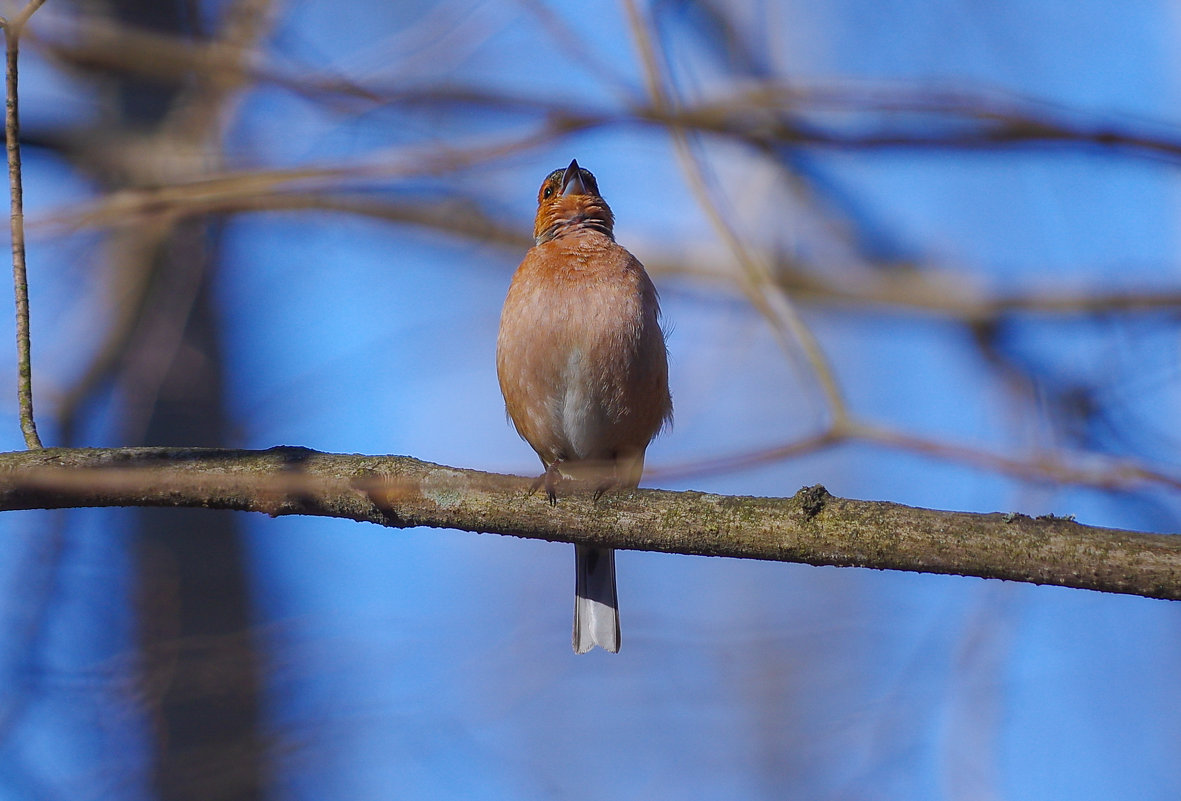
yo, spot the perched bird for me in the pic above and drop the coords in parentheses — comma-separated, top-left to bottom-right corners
(496, 159, 672, 654)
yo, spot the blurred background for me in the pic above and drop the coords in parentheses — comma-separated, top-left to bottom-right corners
(0, 0, 1179, 798)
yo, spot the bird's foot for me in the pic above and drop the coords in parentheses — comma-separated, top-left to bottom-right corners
(529, 464, 563, 505)
(545, 464, 562, 505)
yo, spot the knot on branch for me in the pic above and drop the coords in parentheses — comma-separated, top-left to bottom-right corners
(795, 483, 830, 519)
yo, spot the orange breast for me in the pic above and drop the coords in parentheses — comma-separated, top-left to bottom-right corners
(496, 231, 671, 474)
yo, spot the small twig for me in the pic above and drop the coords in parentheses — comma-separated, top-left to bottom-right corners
(1, 0, 47, 449)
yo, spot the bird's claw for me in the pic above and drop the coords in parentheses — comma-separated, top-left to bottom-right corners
(592, 477, 617, 504)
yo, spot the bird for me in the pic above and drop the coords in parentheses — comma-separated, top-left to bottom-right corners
(496, 159, 672, 654)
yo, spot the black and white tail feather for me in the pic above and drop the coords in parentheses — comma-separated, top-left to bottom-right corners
(573, 545, 620, 653)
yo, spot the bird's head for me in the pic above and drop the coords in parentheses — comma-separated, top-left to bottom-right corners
(533, 159, 615, 244)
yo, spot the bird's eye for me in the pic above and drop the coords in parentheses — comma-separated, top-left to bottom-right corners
(543, 185, 554, 199)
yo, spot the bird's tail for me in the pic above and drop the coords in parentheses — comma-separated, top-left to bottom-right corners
(573, 545, 620, 653)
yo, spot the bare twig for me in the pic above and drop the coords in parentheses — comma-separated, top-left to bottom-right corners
(0, 0, 46, 449)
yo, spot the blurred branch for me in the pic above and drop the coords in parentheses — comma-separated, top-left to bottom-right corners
(31, 9, 382, 108)
(27, 10, 1181, 162)
(651, 421, 1181, 494)
(623, 0, 847, 426)
(46, 0, 280, 447)
(349, 84, 1181, 161)
(1, 0, 46, 449)
(35, 177, 1181, 326)
(33, 165, 1181, 323)
(54, 220, 177, 443)
(761, 264, 1181, 320)
(41, 187, 530, 249)
(157, 0, 274, 139)
(32, 121, 573, 234)
(35, 171, 1181, 327)
(651, 254, 1181, 320)
(0, 446, 1179, 601)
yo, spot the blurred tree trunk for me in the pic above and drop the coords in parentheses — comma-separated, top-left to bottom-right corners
(128, 224, 264, 801)
(81, 0, 266, 798)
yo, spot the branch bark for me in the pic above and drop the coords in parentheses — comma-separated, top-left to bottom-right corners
(1, 1, 47, 449)
(0, 446, 1178, 601)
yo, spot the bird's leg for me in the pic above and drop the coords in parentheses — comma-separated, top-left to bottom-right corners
(544, 462, 563, 505)
(528, 463, 565, 505)
(528, 462, 565, 505)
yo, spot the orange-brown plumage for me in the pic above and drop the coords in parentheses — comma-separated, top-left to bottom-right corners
(496, 159, 671, 653)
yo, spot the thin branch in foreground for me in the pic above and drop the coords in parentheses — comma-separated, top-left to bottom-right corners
(0, 0, 46, 449)
(0, 446, 1179, 602)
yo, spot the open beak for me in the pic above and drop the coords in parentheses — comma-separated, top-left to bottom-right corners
(560, 159, 586, 196)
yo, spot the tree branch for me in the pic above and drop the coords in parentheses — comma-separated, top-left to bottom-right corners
(1, 446, 1178, 601)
